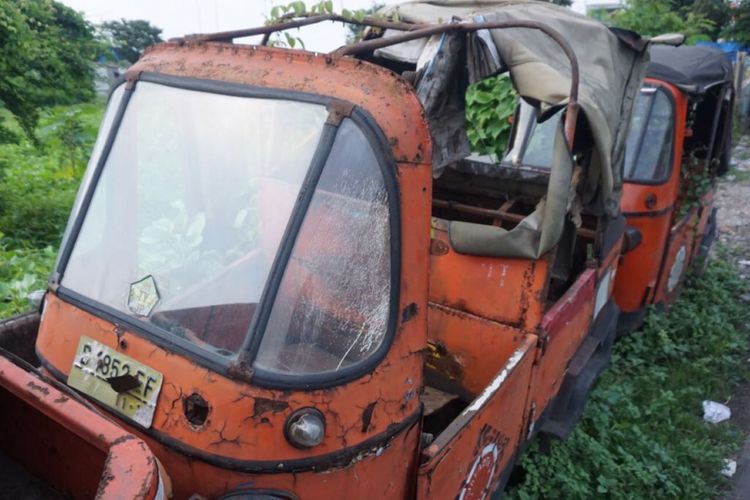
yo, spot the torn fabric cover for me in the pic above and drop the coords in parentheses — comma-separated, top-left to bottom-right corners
(377, 0, 649, 216)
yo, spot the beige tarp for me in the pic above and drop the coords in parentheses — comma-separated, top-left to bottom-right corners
(377, 0, 649, 258)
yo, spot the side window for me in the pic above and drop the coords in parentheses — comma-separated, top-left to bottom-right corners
(624, 89, 674, 183)
(254, 119, 393, 376)
(501, 100, 562, 169)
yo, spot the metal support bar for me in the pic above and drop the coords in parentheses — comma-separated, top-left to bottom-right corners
(432, 199, 595, 239)
(334, 20, 580, 150)
(178, 14, 427, 43)
(175, 16, 580, 150)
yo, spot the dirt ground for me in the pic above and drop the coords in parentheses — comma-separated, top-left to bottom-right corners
(717, 137, 750, 263)
(717, 136, 750, 500)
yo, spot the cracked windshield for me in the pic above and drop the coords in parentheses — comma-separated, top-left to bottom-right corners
(62, 82, 328, 356)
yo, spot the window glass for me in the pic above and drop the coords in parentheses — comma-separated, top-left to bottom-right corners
(62, 82, 328, 357)
(624, 88, 674, 182)
(501, 101, 561, 168)
(57, 85, 125, 265)
(254, 119, 392, 375)
(522, 112, 561, 168)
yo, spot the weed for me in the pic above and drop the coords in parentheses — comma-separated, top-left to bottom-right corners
(728, 166, 750, 183)
(508, 256, 749, 499)
(0, 100, 103, 248)
(0, 237, 56, 318)
(465, 74, 517, 159)
(734, 149, 750, 162)
(0, 99, 103, 316)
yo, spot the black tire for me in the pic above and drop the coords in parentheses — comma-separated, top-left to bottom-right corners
(692, 207, 718, 278)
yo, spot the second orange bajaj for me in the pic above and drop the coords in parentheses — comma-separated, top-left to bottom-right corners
(614, 44, 734, 331)
(0, 1, 651, 498)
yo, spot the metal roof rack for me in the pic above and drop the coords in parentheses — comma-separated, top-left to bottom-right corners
(173, 13, 580, 146)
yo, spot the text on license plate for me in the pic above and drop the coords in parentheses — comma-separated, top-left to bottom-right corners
(67, 335, 163, 428)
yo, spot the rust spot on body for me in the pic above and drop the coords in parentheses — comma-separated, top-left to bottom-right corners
(425, 341, 464, 380)
(361, 402, 377, 432)
(252, 397, 289, 418)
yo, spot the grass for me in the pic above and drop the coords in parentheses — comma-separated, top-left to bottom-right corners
(509, 256, 749, 499)
(733, 148, 750, 162)
(728, 166, 750, 183)
(0, 99, 103, 317)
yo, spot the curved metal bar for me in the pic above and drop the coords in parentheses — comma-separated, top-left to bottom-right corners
(177, 14, 427, 43)
(175, 16, 580, 149)
(334, 20, 580, 149)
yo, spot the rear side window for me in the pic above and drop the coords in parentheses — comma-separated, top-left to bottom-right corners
(254, 119, 393, 376)
(624, 88, 675, 183)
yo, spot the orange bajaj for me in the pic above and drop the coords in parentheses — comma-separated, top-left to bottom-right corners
(614, 45, 734, 331)
(1, 1, 649, 498)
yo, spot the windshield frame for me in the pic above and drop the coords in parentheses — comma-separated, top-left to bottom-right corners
(623, 84, 677, 186)
(53, 72, 401, 389)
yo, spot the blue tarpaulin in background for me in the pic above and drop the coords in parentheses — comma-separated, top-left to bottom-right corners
(696, 41, 747, 63)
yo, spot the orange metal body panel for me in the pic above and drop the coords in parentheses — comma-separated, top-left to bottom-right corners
(615, 79, 717, 312)
(36, 43, 434, 499)
(428, 219, 550, 329)
(527, 268, 596, 424)
(0, 356, 161, 499)
(140, 418, 420, 500)
(613, 211, 672, 311)
(651, 201, 705, 304)
(417, 336, 537, 500)
(426, 302, 527, 397)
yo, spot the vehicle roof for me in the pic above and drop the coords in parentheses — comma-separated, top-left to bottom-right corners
(127, 42, 431, 165)
(647, 45, 733, 94)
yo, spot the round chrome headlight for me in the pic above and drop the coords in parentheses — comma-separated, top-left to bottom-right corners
(284, 408, 325, 449)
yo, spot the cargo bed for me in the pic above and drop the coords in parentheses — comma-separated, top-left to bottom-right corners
(0, 313, 164, 500)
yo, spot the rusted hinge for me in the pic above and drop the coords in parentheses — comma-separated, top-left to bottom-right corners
(47, 272, 61, 293)
(227, 352, 255, 383)
(326, 99, 355, 126)
(124, 70, 143, 91)
(534, 332, 548, 361)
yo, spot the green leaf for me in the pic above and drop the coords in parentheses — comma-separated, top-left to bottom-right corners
(285, 32, 296, 48)
(291, 1, 306, 16)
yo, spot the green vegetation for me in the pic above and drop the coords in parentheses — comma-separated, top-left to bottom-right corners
(98, 18, 163, 64)
(722, 0, 750, 45)
(465, 75, 517, 159)
(509, 257, 749, 499)
(0, 100, 103, 317)
(601, 0, 715, 43)
(0, 0, 97, 140)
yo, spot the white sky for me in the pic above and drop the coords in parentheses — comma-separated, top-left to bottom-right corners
(61, 0, 594, 53)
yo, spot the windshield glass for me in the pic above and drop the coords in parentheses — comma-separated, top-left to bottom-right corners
(62, 82, 328, 358)
(502, 101, 561, 168)
(254, 119, 392, 376)
(624, 88, 674, 183)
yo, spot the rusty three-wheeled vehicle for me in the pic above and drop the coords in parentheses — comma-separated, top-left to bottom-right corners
(614, 44, 734, 331)
(0, 1, 649, 498)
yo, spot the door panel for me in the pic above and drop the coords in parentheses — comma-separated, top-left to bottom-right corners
(528, 268, 595, 426)
(417, 336, 537, 500)
(653, 209, 699, 304)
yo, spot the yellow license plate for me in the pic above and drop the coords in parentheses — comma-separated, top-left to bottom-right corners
(67, 335, 163, 428)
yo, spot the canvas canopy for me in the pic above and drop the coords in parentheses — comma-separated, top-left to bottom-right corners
(374, 0, 649, 258)
(648, 45, 733, 95)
